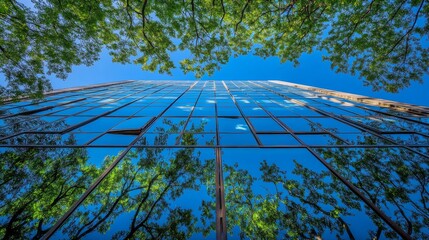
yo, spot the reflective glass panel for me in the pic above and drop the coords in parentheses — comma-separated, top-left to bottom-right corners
(314, 147, 429, 239)
(221, 148, 394, 239)
(0, 147, 123, 239)
(52, 148, 216, 239)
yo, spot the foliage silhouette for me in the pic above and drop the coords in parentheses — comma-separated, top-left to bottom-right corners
(1, 0, 429, 100)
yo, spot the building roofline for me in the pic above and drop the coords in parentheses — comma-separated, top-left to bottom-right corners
(269, 80, 429, 116)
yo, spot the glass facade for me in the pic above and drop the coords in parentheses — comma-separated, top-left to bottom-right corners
(0, 80, 428, 239)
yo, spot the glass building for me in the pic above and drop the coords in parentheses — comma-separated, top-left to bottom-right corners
(0, 80, 428, 239)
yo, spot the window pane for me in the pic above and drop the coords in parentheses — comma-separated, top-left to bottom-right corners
(258, 134, 301, 145)
(249, 118, 285, 132)
(218, 118, 250, 133)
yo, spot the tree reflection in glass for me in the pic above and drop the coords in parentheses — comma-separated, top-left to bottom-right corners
(316, 146, 428, 239)
(0, 146, 98, 239)
(0, 115, 105, 239)
(220, 148, 424, 239)
(51, 118, 216, 239)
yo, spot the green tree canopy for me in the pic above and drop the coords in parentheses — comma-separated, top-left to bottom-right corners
(1, 0, 428, 100)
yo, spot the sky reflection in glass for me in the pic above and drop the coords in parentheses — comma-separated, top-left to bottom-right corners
(0, 80, 427, 239)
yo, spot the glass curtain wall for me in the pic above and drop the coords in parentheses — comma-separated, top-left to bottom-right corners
(0, 80, 428, 239)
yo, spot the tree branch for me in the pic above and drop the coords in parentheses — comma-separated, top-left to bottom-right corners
(140, 0, 155, 49)
(235, 0, 250, 31)
(220, 0, 226, 24)
(385, 0, 424, 58)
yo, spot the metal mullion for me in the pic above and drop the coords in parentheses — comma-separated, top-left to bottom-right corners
(256, 131, 294, 134)
(215, 147, 227, 240)
(213, 82, 227, 240)
(242, 86, 306, 145)
(380, 130, 419, 134)
(222, 81, 262, 146)
(214, 82, 220, 146)
(249, 81, 413, 240)
(5, 144, 425, 149)
(175, 81, 207, 145)
(252, 81, 429, 159)
(42, 81, 199, 239)
(234, 82, 267, 143)
(414, 132, 429, 138)
(234, 82, 284, 138)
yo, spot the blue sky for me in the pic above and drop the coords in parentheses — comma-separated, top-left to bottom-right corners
(46, 48, 429, 107)
(2, 0, 428, 107)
